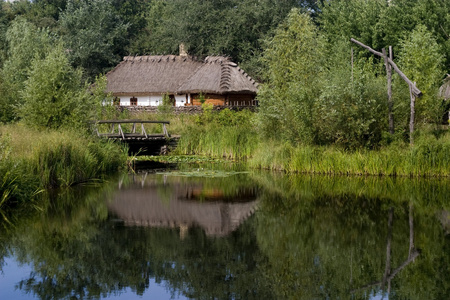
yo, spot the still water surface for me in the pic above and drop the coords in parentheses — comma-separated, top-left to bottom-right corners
(1, 165, 449, 299)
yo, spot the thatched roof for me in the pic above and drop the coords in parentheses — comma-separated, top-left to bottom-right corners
(440, 74, 450, 100)
(105, 55, 258, 96)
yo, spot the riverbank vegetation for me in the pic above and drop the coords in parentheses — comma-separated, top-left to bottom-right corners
(0, 125, 127, 209)
(1, 1, 450, 206)
(130, 1, 448, 175)
(135, 109, 450, 177)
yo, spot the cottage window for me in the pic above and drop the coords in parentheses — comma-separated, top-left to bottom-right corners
(130, 97, 137, 106)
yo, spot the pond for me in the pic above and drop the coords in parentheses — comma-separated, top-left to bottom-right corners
(0, 164, 449, 299)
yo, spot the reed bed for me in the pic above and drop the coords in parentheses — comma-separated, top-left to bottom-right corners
(136, 109, 450, 177)
(134, 108, 260, 160)
(0, 124, 127, 205)
(249, 132, 450, 177)
(175, 124, 259, 160)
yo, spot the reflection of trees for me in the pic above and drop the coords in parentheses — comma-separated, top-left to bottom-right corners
(353, 205, 420, 297)
(2, 171, 449, 300)
(6, 172, 273, 300)
(12, 219, 273, 299)
(253, 172, 450, 300)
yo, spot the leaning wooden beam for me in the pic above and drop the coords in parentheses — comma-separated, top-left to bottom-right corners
(350, 249, 420, 294)
(350, 38, 422, 97)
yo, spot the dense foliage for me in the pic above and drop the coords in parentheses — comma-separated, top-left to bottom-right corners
(0, 0, 446, 146)
(258, 3, 448, 148)
(0, 0, 449, 170)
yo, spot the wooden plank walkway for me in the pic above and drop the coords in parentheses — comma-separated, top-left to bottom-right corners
(92, 119, 179, 156)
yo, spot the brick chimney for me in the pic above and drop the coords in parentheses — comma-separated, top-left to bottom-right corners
(179, 43, 188, 57)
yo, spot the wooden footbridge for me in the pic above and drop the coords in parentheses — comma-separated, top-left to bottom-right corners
(92, 120, 179, 156)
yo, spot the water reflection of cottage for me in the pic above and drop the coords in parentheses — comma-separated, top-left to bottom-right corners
(108, 180, 258, 237)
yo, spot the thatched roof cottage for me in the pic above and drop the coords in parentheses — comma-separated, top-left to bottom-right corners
(105, 54, 258, 107)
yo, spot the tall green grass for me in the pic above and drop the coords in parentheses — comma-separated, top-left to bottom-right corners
(133, 108, 260, 160)
(32, 135, 127, 187)
(175, 124, 259, 160)
(249, 132, 450, 177)
(134, 109, 450, 177)
(0, 125, 128, 205)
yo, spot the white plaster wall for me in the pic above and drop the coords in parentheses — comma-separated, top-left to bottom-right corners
(149, 95, 163, 106)
(136, 96, 149, 106)
(119, 96, 152, 106)
(119, 96, 130, 106)
(118, 95, 187, 106)
(175, 95, 186, 107)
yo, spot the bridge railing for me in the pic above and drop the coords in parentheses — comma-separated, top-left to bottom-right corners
(93, 120, 171, 139)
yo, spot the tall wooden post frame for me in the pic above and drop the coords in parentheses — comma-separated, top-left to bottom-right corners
(351, 38, 422, 144)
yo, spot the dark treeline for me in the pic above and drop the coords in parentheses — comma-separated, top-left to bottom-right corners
(0, 0, 320, 79)
(0, 1, 448, 77)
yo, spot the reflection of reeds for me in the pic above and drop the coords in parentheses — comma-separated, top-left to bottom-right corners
(251, 170, 450, 210)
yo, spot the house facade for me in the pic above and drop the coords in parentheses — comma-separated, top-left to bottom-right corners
(105, 54, 258, 107)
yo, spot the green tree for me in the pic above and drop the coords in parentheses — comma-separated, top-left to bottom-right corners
(111, 0, 148, 53)
(319, 0, 450, 70)
(128, 0, 306, 79)
(0, 17, 52, 122)
(397, 25, 445, 125)
(315, 40, 387, 149)
(319, 0, 386, 49)
(257, 9, 325, 144)
(59, 0, 129, 79)
(0, 1, 9, 67)
(17, 43, 100, 129)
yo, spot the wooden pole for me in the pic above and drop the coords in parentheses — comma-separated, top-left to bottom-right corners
(351, 47, 354, 83)
(383, 47, 394, 134)
(350, 38, 422, 97)
(389, 46, 394, 133)
(409, 82, 416, 145)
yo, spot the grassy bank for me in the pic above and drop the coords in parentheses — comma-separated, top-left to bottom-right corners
(248, 133, 450, 177)
(129, 109, 450, 177)
(0, 124, 127, 207)
(134, 106, 260, 160)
